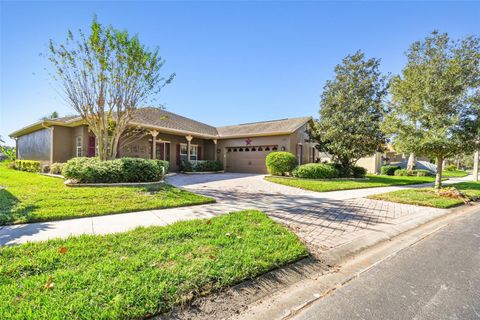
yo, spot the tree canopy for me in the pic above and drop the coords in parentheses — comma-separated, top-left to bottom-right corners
(48, 17, 174, 160)
(310, 51, 388, 172)
(383, 31, 480, 188)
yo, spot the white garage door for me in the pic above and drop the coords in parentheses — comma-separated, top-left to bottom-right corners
(225, 145, 278, 173)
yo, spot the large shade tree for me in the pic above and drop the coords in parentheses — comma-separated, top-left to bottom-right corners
(310, 51, 388, 174)
(383, 31, 480, 189)
(48, 18, 174, 160)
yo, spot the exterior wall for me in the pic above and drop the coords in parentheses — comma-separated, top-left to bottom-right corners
(71, 126, 90, 158)
(289, 123, 317, 165)
(52, 126, 73, 163)
(356, 153, 382, 174)
(16, 128, 52, 162)
(118, 132, 215, 172)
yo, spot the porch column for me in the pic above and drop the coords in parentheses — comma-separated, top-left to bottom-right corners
(474, 150, 479, 182)
(186, 135, 193, 161)
(150, 130, 159, 159)
(213, 139, 218, 161)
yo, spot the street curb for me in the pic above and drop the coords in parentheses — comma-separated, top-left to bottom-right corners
(229, 203, 480, 320)
(222, 202, 480, 320)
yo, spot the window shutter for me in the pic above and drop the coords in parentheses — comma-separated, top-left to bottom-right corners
(176, 144, 181, 165)
(198, 146, 202, 160)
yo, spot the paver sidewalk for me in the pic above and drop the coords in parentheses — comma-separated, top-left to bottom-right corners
(0, 174, 470, 247)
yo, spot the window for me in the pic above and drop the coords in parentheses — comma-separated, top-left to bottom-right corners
(190, 145, 198, 161)
(75, 136, 82, 157)
(180, 144, 198, 161)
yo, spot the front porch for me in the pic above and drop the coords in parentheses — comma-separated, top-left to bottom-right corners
(119, 130, 219, 172)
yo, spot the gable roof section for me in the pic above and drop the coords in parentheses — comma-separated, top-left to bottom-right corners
(130, 107, 218, 137)
(216, 116, 312, 138)
(9, 108, 312, 139)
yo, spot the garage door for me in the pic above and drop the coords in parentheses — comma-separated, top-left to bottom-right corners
(225, 145, 278, 173)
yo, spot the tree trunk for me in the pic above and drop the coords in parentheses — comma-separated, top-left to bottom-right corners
(407, 153, 416, 171)
(474, 150, 479, 182)
(435, 156, 444, 189)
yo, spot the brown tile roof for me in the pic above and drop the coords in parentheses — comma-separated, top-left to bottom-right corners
(131, 107, 218, 137)
(10, 107, 312, 139)
(216, 116, 312, 138)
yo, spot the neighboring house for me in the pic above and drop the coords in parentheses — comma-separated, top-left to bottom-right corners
(9, 107, 318, 174)
(356, 145, 433, 174)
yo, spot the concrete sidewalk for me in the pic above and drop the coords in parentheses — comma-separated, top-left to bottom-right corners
(0, 174, 471, 246)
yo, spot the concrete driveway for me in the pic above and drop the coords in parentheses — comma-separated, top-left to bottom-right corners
(1, 173, 450, 248)
(166, 173, 447, 250)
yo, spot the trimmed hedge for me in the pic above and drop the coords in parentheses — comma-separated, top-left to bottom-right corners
(49, 162, 65, 175)
(266, 152, 297, 176)
(180, 160, 223, 172)
(381, 165, 401, 176)
(153, 160, 169, 174)
(293, 163, 339, 179)
(62, 157, 165, 183)
(394, 169, 432, 177)
(14, 160, 41, 172)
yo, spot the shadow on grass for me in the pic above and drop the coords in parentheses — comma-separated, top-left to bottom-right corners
(0, 188, 39, 226)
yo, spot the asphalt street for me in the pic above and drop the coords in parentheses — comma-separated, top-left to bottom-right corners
(294, 207, 480, 320)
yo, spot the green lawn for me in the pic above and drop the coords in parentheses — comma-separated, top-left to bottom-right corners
(0, 210, 308, 320)
(265, 174, 437, 192)
(0, 165, 214, 225)
(442, 170, 469, 178)
(368, 182, 480, 208)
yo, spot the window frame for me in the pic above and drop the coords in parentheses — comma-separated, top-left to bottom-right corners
(180, 143, 198, 161)
(75, 136, 83, 157)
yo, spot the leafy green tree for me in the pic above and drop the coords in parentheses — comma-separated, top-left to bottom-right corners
(310, 51, 388, 174)
(48, 18, 174, 160)
(384, 31, 480, 188)
(41, 111, 59, 120)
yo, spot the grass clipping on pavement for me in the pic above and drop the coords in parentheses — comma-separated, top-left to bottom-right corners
(0, 210, 308, 319)
(368, 182, 480, 208)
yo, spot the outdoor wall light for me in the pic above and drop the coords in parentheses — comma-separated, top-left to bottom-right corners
(281, 146, 286, 151)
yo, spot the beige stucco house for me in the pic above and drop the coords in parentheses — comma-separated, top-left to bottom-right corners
(9, 107, 319, 174)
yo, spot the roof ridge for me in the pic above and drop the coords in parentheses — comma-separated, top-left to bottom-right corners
(217, 116, 311, 129)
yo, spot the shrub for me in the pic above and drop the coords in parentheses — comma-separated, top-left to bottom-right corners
(266, 152, 297, 176)
(292, 163, 339, 179)
(14, 160, 41, 172)
(394, 169, 413, 176)
(180, 160, 194, 172)
(153, 160, 169, 175)
(180, 160, 223, 172)
(62, 157, 163, 183)
(381, 165, 401, 176)
(415, 169, 432, 177)
(49, 162, 65, 175)
(195, 160, 223, 172)
(329, 163, 351, 178)
(352, 166, 367, 178)
(445, 165, 457, 171)
(394, 169, 432, 177)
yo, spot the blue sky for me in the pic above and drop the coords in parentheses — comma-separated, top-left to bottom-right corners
(1, 1, 479, 145)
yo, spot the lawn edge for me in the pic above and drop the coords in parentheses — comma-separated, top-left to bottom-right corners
(264, 175, 437, 193)
(1, 197, 216, 227)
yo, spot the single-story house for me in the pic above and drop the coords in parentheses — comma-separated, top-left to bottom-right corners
(9, 107, 319, 174)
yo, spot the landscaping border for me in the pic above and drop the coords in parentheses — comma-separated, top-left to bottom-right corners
(183, 171, 225, 174)
(64, 179, 164, 187)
